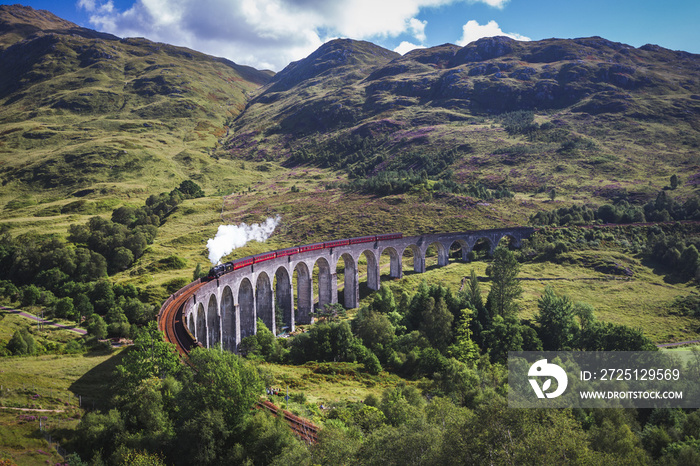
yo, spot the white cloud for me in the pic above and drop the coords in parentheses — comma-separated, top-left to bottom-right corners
(76, 0, 518, 71)
(457, 19, 530, 46)
(394, 41, 425, 55)
(408, 17, 427, 42)
(77, 0, 97, 12)
(473, 0, 509, 9)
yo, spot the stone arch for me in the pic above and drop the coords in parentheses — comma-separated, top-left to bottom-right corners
(206, 294, 220, 349)
(380, 247, 401, 279)
(402, 244, 424, 274)
(256, 272, 274, 333)
(497, 234, 519, 249)
(425, 241, 448, 269)
(275, 266, 293, 334)
(471, 237, 494, 260)
(337, 253, 358, 309)
(221, 286, 235, 352)
(449, 239, 469, 262)
(315, 257, 334, 310)
(238, 278, 255, 340)
(196, 303, 206, 346)
(294, 262, 313, 325)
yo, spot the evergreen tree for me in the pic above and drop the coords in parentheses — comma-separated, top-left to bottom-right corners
(486, 246, 522, 318)
(535, 286, 578, 350)
(7, 329, 28, 355)
(447, 308, 480, 364)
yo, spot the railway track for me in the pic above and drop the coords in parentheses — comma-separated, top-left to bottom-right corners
(257, 400, 319, 444)
(157, 281, 320, 443)
(157, 280, 204, 356)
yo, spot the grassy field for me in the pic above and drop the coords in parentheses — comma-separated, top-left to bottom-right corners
(0, 349, 124, 465)
(257, 361, 407, 422)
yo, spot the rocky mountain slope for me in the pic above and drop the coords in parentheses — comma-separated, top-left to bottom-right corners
(226, 36, 700, 201)
(0, 4, 271, 195)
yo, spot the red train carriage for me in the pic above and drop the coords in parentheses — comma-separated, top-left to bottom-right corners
(298, 242, 324, 253)
(276, 247, 300, 257)
(376, 233, 403, 241)
(253, 251, 277, 263)
(233, 256, 254, 270)
(323, 239, 350, 249)
(350, 235, 377, 245)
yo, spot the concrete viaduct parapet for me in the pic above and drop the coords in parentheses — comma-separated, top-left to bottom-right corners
(182, 227, 534, 353)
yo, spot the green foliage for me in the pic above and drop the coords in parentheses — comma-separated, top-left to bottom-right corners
(486, 246, 522, 318)
(447, 308, 479, 365)
(531, 192, 700, 228)
(354, 307, 395, 359)
(7, 328, 36, 355)
(87, 315, 108, 339)
(498, 110, 537, 135)
(240, 319, 286, 362)
(535, 286, 578, 350)
(192, 263, 205, 281)
(115, 322, 181, 389)
(179, 347, 263, 432)
(310, 302, 347, 322)
(176, 180, 205, 198)
(289, 320, 374, 370)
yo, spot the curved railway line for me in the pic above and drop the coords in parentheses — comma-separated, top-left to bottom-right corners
(157, 280, 320, 443)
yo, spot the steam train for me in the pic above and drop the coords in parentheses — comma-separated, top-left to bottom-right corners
(206, 233, 403, 280)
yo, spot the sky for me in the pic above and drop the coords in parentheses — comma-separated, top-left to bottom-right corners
(3, 0, 699, 71)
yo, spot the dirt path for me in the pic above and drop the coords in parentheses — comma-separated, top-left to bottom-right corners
(0, 305, 87, 335)
(656, 340, 700, 348)
(0, 406, 65, 413)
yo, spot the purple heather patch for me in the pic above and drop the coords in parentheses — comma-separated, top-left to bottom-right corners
(686, 172, 700, 186)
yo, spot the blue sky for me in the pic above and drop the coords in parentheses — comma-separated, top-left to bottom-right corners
(3, 0, 699, 71)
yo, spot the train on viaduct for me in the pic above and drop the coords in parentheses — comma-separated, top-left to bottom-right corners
(161, 227, 535, 353)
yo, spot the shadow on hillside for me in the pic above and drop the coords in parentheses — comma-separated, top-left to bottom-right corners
(639, 256, 691, 286)
(69, 348, 129, 411)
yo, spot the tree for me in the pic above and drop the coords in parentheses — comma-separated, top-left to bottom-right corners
(535, 286, 578, 350)
(21, 284, 41, 307)
(74, 293, 94, 320)
(192, 263, 205, 281)
(483, 315, 523, 363)
(419, 297, 454, 353)
(486, 246, 522, 318)
(371, 286, 396, 314)
(178, 347, 263, 431)
(670, 174, 680, 190)
(54, 297, 76, 320)
(311, 302, 346, 322)
(87, 315, 108, 339)
(115, 322, 181, 389)
(447, 308, 480, 364)
(112, 247, 134, 272)
(354, 308, 395, 357)
(176, 180, 204, 198)
(7, 329, 28, 355)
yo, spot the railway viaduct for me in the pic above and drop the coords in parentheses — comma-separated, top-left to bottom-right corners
(178, 227, 534, 353)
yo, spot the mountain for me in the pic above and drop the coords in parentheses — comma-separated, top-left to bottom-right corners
(0, 4, 272, 194)
(225, 36, 700, 201)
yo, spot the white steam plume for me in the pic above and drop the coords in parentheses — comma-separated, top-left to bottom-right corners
(207, 216, 281, 265)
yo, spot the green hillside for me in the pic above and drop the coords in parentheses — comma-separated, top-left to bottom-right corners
(225, 36, 700, 206)
(0, 4, 271, 208)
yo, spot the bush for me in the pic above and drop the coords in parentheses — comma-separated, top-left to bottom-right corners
(7, 329, 36, 355)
